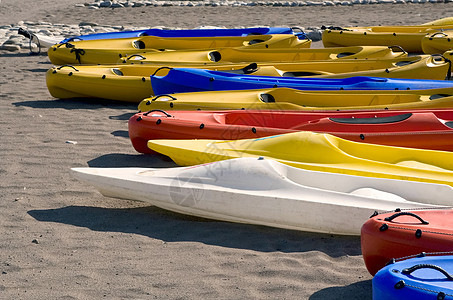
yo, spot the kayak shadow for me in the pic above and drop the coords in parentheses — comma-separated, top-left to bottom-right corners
(12, 98, 137, 110)
(87, 153, 176, 168)
(109, 112, 136, 120)
(309, 280, 372, 300)
(27, 204, 362, 256)
(111, 130, 129, 138)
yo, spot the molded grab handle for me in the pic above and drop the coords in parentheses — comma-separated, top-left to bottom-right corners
(384, 212, 429, 224)
(388, 45, 407, 54)
(402, 264, 453, 280)
(151, 66, 173, 77)
(431, 54, 452, 79)
(143, 109, 172, 117)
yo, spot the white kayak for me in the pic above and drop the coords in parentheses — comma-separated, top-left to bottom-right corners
(70, 157, 451, 235)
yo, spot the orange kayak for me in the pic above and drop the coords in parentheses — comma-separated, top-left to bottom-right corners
(128, 109, 453, 154)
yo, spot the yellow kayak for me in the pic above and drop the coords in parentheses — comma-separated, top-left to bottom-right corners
(48, 34, 310, 65)
(120, 45, 407, 64)
(46, 55, 448, 102)
(138, 87, 453, 112)
(322, 17, 453, 53)
(147, 131, 453, 187)
(422, 31, 453, 54)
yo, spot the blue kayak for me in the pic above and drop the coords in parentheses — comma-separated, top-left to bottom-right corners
(373, 253, 453, 300)
(59, 27, 306, 43)
(150, 68, 453, 95)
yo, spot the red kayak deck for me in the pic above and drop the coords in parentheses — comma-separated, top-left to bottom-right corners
(128, 109, 453, 154)
(361, 208, 453, 276)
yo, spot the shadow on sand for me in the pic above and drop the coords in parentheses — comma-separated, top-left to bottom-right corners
(28, 204, 362, 256)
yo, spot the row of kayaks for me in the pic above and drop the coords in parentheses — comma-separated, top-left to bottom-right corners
(322, 17, 453, 53)
(40, 22, 453, 298)
(29, 17, 453, 65)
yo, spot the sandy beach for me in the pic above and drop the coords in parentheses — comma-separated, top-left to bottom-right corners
(1, 0, 452, 298)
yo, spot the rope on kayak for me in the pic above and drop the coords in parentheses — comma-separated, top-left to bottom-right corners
(390, 251, 453, 264)
(17, 27, 41, 55)
(55, 42, 85, 64)
(151, 67, 173, 77)
(70, 48, 85, 64)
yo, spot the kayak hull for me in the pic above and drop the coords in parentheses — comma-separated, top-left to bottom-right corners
(70, 158, 443, 235)
(46, 55, 449, 102)
(138, 88, 453, 112)
(48, 34, 310, 65)
(322, 18, 453, 52)
(373, 254, 453, 300)
(150, 68, 453, 95)
(128, 109, 453, 154)
(422, 31, 453, 54)
(121, 45, 407, 65)
(59, 27, 305, 43)
(362, 209, 453, 276)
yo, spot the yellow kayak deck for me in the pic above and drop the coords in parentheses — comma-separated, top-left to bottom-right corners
(147, 131, 453, 187)
(48, 34, 311, 65)
(138, 88, 453, 112)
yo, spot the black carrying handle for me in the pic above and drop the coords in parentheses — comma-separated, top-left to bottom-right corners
(125, 54, 146, 61)
(56, 65, 79, 71)
(402, 264, 453, 280)
(384, 212, 429, 224)
(151, 66, 173, 77)
(143, 109, 172, 117)
(429, 32, 449, 39)
(150, 94, 177, 102)
(388, 45, 407, 54)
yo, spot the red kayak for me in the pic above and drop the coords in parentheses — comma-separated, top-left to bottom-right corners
(361, 208, 453, 276)
(128, 109, 453, 154)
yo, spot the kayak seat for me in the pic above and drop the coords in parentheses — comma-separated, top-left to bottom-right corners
(209, 51, 222, 62)
(446, 121, 453, 129)
(221, 63, 259, 75)
(259, 93, 276, 103)
(133, 40, 146, 49)
(248, 39, 265, 45)
(395, 60, 418, 67)
(336, 52, 355, 58)
(330, 113, 412, 124)
(429, 94, 453, 100)
(282, 71, 323, 77)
